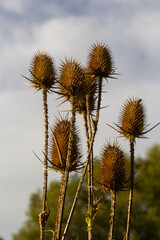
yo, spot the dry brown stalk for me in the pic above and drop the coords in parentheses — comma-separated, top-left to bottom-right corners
(100, 142, 126, 240)
(61, 125, 96, 240)
(54, 100, 76, 240)
(118, 97, 145, 240)
(23, 51, 55, 240)
(86, 42, 114, 239)
(108, 190, 116, 240)
(54, 58, 84, 240)
(41, 89, 49, 240)
(109, 97, 158, 240)
(49, 112, 81, 240)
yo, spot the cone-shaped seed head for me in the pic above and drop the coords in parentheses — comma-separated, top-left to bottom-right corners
(49, 116, 81, 173)
(75, 68, 97, 114)
(100, 143, 126, 192)
(30, 51, 55, 91)
(87, 42, 114, 78)
(59, 58, 85, 101)
(119, 97, 146, 141)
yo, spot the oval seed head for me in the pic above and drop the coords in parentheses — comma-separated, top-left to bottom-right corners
(74, 68, 97, 114)
(59, 58, 85, 101)
(87, 42, 114, 78)
(30, 51, 56, 92)
(100, 143, 126, 192)
(118, 97, 146, 141)
(49, 116, 81, 173)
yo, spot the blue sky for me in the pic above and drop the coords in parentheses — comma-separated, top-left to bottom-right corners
(0, 0, 160, 239)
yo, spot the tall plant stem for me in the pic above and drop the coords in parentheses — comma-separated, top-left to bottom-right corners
(54, 97, 76, 240)
(40, 90, 49, 240)
(125, 141, 135, 240)
(86, 95, 93, 240)
(83, 111, 90, 143)
(62, 77, 102, 240)
(54, 174, 65, 237)
(108, 190, 116, 240)
(95, 76, 103, 128)
(87, 76, 102, 240)
(61, 126, 96, 240)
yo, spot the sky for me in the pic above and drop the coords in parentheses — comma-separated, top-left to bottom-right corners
(0, 0, 160, 239)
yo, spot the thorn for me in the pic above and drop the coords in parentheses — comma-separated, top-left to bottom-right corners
(22, 81, 33, 87)
(33, 151, 44, 164)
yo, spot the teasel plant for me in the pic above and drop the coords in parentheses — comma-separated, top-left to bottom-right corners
(108, 96, 160, 240)
(22, 51, 56, 240)
(58, 45, 114, 240)
(100, 142, 127, 240)
(74, 67, 97, 222)
(54, 58, 85, 240)
(61, 71, 98, 240)
(61, 62, 96, 240)
(86, 42, 115, 240)
(48, 115, 82, 239)
(61, 121, 97, 240)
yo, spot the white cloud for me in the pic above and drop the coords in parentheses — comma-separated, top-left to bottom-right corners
(128, 11, 160, 57)
(31, 16, 102, 62)
(1, 2, 160, 91)
(22, 12, 160, 81)
(0, 0, 27, 14)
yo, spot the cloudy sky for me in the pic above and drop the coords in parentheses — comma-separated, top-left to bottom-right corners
(0, 0, 160, 239)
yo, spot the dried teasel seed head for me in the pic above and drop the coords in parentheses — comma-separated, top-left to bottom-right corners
(49, 116, 81, 173)
(29, 51, 56, 92)
(87, 42, 114, 79)
(100, 143, 126, 192)
(74, 68, 97, 114)
(118, 97, 146, 141)
(58, 58, 85, 101)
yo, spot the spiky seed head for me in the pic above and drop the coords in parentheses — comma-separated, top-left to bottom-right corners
(100, 143, 126, 192)
(118, 97, 146, 141)
(49, 116, 81, 173)
(29, 51, 56, 92)
(74, 68, 97, 114)
(87, 42, 114, 78)
(59, 58, 85, 101)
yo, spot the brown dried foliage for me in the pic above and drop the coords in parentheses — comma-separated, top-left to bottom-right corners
(87, 42, 114, 78)
(30, 51, 56, 91)
(118, 97, 146, 141)
(100, 143, 126, 192)
(49, 116, 81, 173)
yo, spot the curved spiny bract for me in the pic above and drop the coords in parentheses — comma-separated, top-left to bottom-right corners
(75, 68, 97, 114)
(49, 116, 81, 173)
(30, 51, 56, 92)
(118, 97, 146, 142)
(100, 143, 126, 192)
(87, 42, 114, 79)
(58, 58, 85, 102)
